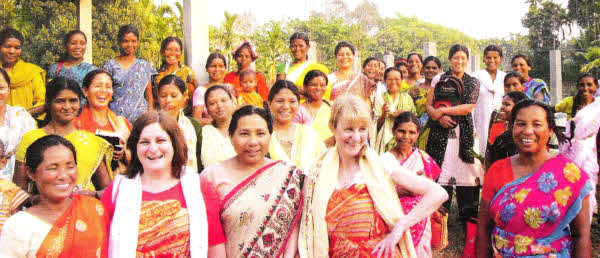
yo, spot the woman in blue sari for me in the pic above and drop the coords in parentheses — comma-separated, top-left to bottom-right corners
(47, 30, 97, 87)
(510, 54, 550, 104)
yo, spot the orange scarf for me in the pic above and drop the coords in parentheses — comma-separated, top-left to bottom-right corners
(36, 195, 109, 258)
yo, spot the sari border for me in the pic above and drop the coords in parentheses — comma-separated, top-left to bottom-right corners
(221, 160, 281, 209)
(36, 194, 79, 256)
(276, 191, 304, 258)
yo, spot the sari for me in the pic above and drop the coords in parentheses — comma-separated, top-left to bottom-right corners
(278, 61, 332, 100)
(16, 129, 113, 191)
(269, 124, 326, 171)
(328, 72, 377, 106)
(0, 179, 29, 232)
(0, 194, 108, 257)
(200, 125, 236, 168)
(0, 104, 37, 181)
(103, 58, 157, 122)
(6, 59, 46, 111)
(524, 78, 550, 104)
(216, 161, 304, 257)
(155, 65, 198, 102)
(292, 102, 333, 142)
(175, 110, 199, 173)
(486, 156, 593, 257)
(489, 122, 508, 145)
(74, 105, 131, 138)
(224, 71, 269, 100)
(105, 167, 211, 257)
(47, 62, 97, 87)
(554, 97, 574, 119)
(299, 147, 417, 258)
(373, 91, 416, 154)
(381, 148, 442, 257)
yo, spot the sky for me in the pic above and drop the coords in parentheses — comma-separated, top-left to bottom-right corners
(156, 0, 571, 40)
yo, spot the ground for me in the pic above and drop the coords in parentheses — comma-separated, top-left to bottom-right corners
(432, 198, 600, 257)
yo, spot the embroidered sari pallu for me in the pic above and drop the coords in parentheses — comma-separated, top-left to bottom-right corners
(489, 156, 593, 257)
(220, 161, 304, 257)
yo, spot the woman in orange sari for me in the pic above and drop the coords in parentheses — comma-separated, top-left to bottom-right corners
(0, 135, 108, 257)
(75, 69, 132, 174)
(299, 94, 448, 258)
(201, 105, 303, 257)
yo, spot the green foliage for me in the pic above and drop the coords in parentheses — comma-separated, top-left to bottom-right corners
(581, 47, 600, 73)
(2, 0, 182, 70)
(252, 21, 290, 85)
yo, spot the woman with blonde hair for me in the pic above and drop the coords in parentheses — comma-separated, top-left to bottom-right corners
(299, 94, 447, 257)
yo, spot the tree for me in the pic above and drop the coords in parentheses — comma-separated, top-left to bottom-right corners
(581, 46, 600, 73)
(252, 21, 289, 84)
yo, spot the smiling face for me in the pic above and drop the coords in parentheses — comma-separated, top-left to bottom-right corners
(336, 47, 354, 71)
(499, 95, 515, 121)
(137, 122, 174, 172)
(511, 57, 531, 79)
(231, 114, 270, 165)
(84, 73, 113, 109)
(206, 88, 235, 124)
(206, 57, 226, 82)
(333, 118, 369, 159)
(305, 76, 327, 102)
(393, 121, 419, 151)
(450, 51, 468, 75)
(512, 105, 552, 155)
(236, 47, 253, 70)
(290, 38, 309, 62)
(363, 59, 379, 81)
(0, 73, 8, 106)
(28, 145, 78, 204)
(385, 70, 403, 94)
(423, 60, 440, 80)
(162, 41, 182, 66)
(66, 33, 87, 60)
(50, 89, 80, 124)
(158, 84, 186, 119)
(504, 76, 525, 93)
(0, 37, 21, 66)
(407, 55, 423, 76)
(269, 88, 299, 125)
(484, 51, 502, 71)
(240, 73, 257, 93)
(120, 32, 139, 56)
(577, 76, 598, 99)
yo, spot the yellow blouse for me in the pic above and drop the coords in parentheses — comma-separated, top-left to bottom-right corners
(16, 129, 113, 191)
(6, 59, 46, 110)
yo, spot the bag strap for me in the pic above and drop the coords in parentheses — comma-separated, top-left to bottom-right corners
(56, 61, 64, 77)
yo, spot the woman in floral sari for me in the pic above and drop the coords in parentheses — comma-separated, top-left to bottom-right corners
(201, 105, 303, 257)
(328, 41, 376, 106)
(14, 77, 113, 194)
(0, 135, 108, 257)
(511, 54, 550, 104)
(299, 94, 447, 258)
(476, 99, 593, 257)
(380, 112, 442, 257)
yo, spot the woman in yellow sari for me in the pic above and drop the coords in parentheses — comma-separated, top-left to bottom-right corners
(277, 32, 331, 99)
(199, 85, 237, 170)
(14, 77, 112, 194)
(201, 105, 303, 257)
(0, 135, 108, 257)
(292, 70, 334, 146)
(299, 94, 447, 258)
(0, 28, 46, 117)
(268, 80, 326, 171)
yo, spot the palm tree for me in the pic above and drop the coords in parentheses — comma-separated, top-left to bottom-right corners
(581, 47, 600, 73)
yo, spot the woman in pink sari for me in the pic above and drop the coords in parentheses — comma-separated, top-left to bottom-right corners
(476, 99, 593, 257)
(380, 112, 442, 257)
(201, 105, 303, 257)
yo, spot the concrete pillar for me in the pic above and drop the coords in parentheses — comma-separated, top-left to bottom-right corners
(549, 50, 562, 104)
(383, 54, 394, 68)
(470, 54, 480, 74)
(423, 42, 436, 57)
(78, 0, 92, 63)
(354, 50, 361, 73)
(308, 41, 318, 63)
(183, 0, 209, 83)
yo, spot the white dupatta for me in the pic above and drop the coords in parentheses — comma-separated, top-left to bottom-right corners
(108, 166, 208, 258)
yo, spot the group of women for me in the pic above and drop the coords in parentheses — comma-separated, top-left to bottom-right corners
(0, 22, 597, 258)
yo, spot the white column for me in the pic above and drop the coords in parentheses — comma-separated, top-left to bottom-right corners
(423, 42, 436, 57)
(549, 50, 562, 104)
(470, 54, 480, 74)
(79, 0, 93, 63)
(308, 41, 318, 62)
(383, 54, 394, 68)
(183, 0, 209, 83)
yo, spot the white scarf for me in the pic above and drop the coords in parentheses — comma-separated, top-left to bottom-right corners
(108, 167, 208, 258)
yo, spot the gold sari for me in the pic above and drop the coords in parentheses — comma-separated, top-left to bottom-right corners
(16, 129, 113, 191)
(269, 124, 326, 171)
(220, 161, 304, 257)
(6, 59, 46, 111)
